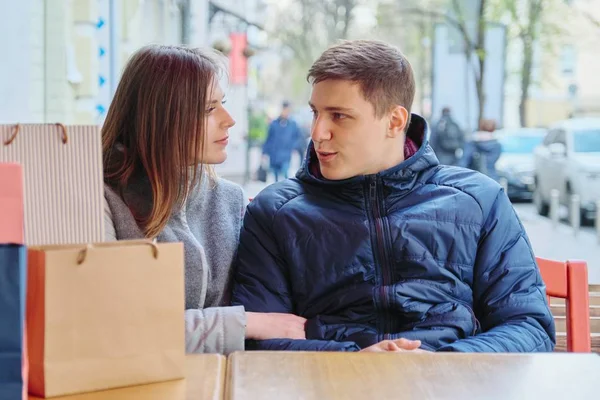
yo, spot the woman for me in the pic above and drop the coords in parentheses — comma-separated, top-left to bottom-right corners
(102, 45, 305, 354)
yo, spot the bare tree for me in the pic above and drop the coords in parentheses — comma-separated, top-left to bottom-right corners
(488, 0, 571, 126)
(374, 0, 441, 117)
(272, 0, 359, 65)
(398, 0, 490, 125)
(450, 0, 487, 124)
(514, 0, 542, 127)
(269, 0, 361, 100)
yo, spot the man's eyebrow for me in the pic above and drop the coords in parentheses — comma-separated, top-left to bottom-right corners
(308, 102, 354, 112)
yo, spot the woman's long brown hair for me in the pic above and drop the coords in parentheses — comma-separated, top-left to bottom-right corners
(102, 45, 222, 238)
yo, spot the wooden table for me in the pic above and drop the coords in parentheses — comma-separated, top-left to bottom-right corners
(29, 355, 225, 400)
(226, 352, 600, 400)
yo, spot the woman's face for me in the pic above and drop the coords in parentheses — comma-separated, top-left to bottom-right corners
(201, 81, 235, 164)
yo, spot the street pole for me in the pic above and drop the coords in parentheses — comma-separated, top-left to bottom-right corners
(570, 194, 580, 236)
(596, 200, 600, 244)
(550, 189, 560, 229)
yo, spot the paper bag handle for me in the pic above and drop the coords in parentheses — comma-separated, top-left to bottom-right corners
(3, 123, 69, 145)
(76, 239, 160, 265)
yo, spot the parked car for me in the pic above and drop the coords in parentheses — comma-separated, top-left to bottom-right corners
(495, 128, 546, 201)
(533, 118, 600, 224)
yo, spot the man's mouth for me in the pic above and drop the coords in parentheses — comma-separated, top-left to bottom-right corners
(316, 151, 337, 162)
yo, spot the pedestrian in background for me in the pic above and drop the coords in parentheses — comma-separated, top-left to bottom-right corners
(262, 101, 302, 182)
(459, 119, 502, 181)
(430, 107, 464, 166)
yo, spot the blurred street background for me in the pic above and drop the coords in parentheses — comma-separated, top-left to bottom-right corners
(2, 0, 600, 283)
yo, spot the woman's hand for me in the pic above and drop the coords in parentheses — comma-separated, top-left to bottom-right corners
(246, 312, 307, 340)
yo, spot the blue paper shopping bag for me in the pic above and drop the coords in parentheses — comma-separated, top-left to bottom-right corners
(0, 244, 27, 400)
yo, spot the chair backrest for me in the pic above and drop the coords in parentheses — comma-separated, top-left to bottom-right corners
(536, 257, 591, 352)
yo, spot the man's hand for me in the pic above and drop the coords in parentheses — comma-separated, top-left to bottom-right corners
(245, 312, 307, 340)
(360, 339, 425, 352)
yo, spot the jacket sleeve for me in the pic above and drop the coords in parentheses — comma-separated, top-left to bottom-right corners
(185, 306, 246, 355)
(438, 189, 556, 352)
(232, 197, 360, 352)
(246, 339, 359, 351)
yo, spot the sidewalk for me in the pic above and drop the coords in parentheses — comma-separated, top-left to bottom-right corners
(241, 180, 600, 284)
(516, 209, 600, 284)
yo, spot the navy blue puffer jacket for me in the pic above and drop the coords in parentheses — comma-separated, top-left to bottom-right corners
(233, 114, 555, 352)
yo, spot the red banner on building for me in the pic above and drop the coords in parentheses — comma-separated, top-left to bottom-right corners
(229, 33, 248, 85)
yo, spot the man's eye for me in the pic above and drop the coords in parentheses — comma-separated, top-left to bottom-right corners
(333, 113, 346, 120)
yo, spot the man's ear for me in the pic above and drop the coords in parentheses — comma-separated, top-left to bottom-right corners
(387, 106, 409, 138)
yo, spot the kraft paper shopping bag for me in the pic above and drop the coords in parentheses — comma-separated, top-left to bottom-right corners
(26, 240, 185, 398)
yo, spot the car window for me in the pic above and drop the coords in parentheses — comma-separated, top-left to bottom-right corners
(499, 135, 545, 153)
(543, 130, 557, 146)
(573, 129, 600, 152)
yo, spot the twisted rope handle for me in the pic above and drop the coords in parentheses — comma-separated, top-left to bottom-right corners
(77, 239, 160, 265)
(3, 123, 68, 145)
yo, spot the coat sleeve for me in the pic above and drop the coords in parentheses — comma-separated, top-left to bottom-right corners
(246, 339, 359, 351)
(104, 197, 117, 241)
(185, 306, 246, 355)
(438, 189, 556, 352)
(232, 197, 360, 352)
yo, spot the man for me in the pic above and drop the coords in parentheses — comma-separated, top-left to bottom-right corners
(459, 119, 502, 182)
(233, 40, 554, 352)
(430, 107, 464, 166)
(262, 101, 302, 182)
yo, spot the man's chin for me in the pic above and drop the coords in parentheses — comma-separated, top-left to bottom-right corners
(320, 167, 352, 181)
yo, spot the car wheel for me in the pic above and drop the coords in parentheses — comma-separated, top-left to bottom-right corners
(533, 180, 549, 216)
(581, 213, 594, 227)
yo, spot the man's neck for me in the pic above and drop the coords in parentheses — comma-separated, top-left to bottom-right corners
(366, 139, 406, 175)
(378, 152, 405, 173)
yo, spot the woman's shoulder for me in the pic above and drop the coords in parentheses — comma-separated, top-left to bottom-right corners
(200, 176, 247, 208)
(214, 177, 245, 197)
(213, 176, 244, 193)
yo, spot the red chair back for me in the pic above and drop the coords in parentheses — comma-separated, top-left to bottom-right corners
(537, 257, 591, 352)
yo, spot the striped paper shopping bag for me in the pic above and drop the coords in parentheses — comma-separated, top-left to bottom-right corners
(0, 124, 104, 245)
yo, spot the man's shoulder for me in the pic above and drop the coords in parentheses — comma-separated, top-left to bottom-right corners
(248, 178, 305, 216)
(425, 165, 503, 213)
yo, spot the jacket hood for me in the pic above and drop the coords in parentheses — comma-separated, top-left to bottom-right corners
(296, 113, 439, 188)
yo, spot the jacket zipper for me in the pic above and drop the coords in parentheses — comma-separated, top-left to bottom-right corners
(368, 177, 393, 340)
(368, 179, 478, 339)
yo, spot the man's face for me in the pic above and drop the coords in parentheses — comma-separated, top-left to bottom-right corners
(281, 106, 291, 119)
(309, 79, 404, 180)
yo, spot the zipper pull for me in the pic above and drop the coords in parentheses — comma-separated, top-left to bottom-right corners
(370, 179, 377, 199)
